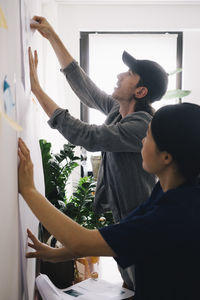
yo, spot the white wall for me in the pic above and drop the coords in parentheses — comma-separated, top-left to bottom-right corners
(41, 0, 72, 153)
(0, 1, 21, 298)
(0, 1, 44, 299)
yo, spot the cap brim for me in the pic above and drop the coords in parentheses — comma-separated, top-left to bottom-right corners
(122, 51, 139, 73)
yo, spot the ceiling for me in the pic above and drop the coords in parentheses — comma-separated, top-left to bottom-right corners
(55, 0, 200, 5)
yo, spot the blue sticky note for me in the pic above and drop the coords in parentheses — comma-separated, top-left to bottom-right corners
(3, 77, 15, 115)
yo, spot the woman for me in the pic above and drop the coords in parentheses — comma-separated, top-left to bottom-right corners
(18, 103, 200, 300)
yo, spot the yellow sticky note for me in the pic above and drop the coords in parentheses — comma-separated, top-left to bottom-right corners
(0, 106, 23, 132)
(0, 6, 8, 29)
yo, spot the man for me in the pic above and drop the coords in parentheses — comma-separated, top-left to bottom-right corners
(29, 16, 168, 290)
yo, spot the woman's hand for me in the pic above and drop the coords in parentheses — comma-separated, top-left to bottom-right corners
(28, 47, 41, 95)
(18, 138, 35, 196)
(26, 229, 56, 262)
(30, 16, 55, 40)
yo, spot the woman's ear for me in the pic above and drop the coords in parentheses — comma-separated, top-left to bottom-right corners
(135, 86, 148, 99)
(163, 151, 173, 166)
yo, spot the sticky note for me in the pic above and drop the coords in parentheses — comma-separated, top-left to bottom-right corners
(3, 77, 15, 116)
(0, 6, 8, 29)
(0, 105, 23, 131)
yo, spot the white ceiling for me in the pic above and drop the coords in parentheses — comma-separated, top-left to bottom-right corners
(55, 0, 200, 5)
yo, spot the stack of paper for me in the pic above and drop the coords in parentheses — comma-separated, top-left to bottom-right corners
(36, 273, 135, 300)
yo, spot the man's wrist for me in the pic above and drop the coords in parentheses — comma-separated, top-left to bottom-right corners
(48, 30, 60, 45)
(33, 85, 43, 98)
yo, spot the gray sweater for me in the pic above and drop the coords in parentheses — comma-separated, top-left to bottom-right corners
(48, 61, 155, 223)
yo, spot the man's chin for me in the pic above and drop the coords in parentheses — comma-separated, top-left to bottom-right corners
(112, 91, 120, 101)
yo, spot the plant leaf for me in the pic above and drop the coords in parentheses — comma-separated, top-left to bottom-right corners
(163, 89, 191, 100)
(168, 68, 182, 76)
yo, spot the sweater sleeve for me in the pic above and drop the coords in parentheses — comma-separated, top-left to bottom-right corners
(61, 61, 116, 115)
(48, 108, 151, 153)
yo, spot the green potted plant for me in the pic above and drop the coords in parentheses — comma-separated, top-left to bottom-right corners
(38, 139, 113, 287)
(61, 175, 113, 229)
(60, 175, 113, 283)
(39, 139, 80, 210)
(38, 140, 80, 288)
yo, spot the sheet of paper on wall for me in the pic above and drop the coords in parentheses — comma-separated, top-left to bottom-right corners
(20, 0, 36, 93)
(36, 273, 135, 300)
(0, 6, 8, 29)
(3, 77, 15, 116)
(18, 197, 29, 300)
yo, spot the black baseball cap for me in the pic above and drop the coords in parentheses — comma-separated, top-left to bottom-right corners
(122, 51, 168, 102)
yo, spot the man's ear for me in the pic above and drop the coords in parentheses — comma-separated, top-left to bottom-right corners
(135, 86, 148, 99)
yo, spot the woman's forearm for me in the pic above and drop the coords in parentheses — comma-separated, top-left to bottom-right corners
(22, 188, 86, 257)
(21, 188, 114, 259)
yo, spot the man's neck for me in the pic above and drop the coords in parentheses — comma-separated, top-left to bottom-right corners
(119, 100, 136, 118)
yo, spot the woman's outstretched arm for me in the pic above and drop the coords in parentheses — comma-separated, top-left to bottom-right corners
(18, 138, 116, 260)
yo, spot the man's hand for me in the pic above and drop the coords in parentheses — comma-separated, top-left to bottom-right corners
(28, 47, 41, 95)
(28, 47, 60, 117)
(18, 138, 35, 196)
(26, 229, 56, 262)
(30, 16, 73, 69)
(30, 16, 55, 40)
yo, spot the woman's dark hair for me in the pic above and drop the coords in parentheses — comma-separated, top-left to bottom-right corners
(151, 103, 200, 181)
(134, 78, 155, 116)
